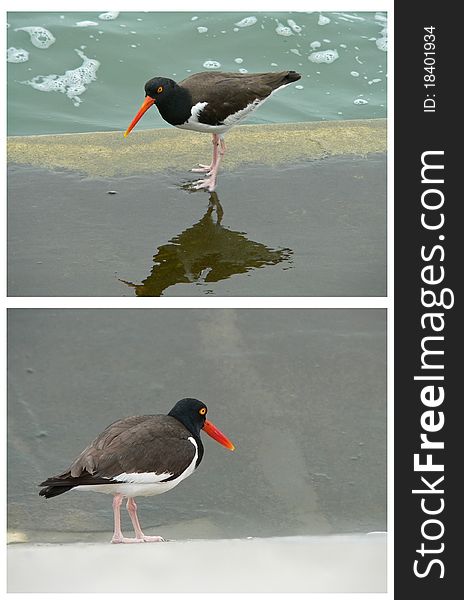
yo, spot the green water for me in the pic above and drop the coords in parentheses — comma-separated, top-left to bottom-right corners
(7, 11, 387, 136)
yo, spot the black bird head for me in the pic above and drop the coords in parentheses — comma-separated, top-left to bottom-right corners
(124, 76, 180, 137)
(168, 398, 235, 451)
(144, 76, 178, 101)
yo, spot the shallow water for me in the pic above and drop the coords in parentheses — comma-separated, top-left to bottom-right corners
(8, 309, 386, 543)
(7, 154, 386, 297)
(7, 11, 387, 135)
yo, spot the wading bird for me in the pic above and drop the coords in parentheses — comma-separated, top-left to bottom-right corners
(39, 398, 235, 543)
(124, 70, 301, 191)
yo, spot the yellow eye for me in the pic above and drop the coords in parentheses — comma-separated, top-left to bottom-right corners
(157, 86, 163, 93)
(199, 407, 207, 416)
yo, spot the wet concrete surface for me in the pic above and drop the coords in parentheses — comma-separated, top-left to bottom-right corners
(7, 119, 387, 176)
(8, 309, 386, 544)
(8, 153, 386, 296)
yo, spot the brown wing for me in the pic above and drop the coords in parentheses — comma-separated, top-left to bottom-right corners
(39, 415, 197, 487)
(180, 71, 300, 125)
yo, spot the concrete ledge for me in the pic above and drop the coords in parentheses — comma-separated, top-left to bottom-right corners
(7, 119, 386, 177)
(8, 534, 387, 593)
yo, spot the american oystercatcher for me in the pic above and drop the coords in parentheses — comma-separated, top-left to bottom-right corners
(124, 70, 301, 191)
(39, 398, 235, 544)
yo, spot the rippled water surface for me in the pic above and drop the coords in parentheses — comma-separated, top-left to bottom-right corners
(7, 11, 387, 135)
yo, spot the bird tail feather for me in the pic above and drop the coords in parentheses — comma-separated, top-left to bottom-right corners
(39, 484, 74, 498)
(283, 71, 301, 84)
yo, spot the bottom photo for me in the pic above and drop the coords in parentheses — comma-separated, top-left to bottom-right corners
(7, 308, 386, 593)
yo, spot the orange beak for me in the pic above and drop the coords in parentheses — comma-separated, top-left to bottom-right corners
(203, 419, 235, 451)
(124, 96, 155, 137)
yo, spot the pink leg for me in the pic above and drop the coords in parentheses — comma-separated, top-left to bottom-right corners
(111, 493, 144, 544)
(191, 133, 219, 174)
(126, 497, 164, 543)
(192, 135, 226, 192)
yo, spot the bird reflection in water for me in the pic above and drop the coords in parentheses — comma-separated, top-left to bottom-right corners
(119, 193, 293, 296)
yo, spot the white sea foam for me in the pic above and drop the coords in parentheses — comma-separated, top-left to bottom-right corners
(350, 71, 359, 77)
(235, 17, 257, 28)
(354, 97, 368, 105)
(7, 47, 29, 63)
(197, 27, 208, 33)
(14, 26, 55, 49)
(376, 37, 387, 52)
(98, 12, 119, 20)
(19, 48, 100, 107)
(203, 60, 221, 69)
(310, 41, 321, 49)
(318, 15, 331, 26)
(76, 21, 98, 27)
(375, 15, 388, 52)
(287, 19, 302, 34)
(275, 22, 293, 37)
(334, 12, 365, 22)
(308, 49, 339, 64)
(234, 57, 243, 64)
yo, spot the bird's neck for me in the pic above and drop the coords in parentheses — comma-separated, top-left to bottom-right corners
(181, 423, 205, 469)
(194, 435, 205, 469)
(168, 412, 205, 468)
(156, 85, 192, 126)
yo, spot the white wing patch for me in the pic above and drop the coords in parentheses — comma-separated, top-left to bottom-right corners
(190, 101, 208, 122)
(113, 471, 173, 484)
(223, 98, 262, 127)
(177, 101, 222, 133)
(223, 82, 290, 127)
(74, 437, 199, 497)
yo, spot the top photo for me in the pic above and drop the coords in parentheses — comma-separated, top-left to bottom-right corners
(7, 11, 387, 297)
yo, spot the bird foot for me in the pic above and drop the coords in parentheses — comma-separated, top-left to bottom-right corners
(140, 535, 165, 542)
(111, 535, 145, 544)
(191, 177, 216, 192)
(191, 164, 212, 174)
(111, 534, 165, 544)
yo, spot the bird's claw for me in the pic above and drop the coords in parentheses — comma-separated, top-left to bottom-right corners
(191, 178, 216, 192)
(191, 164, 212, 174)
(111, 535, 165, 544)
